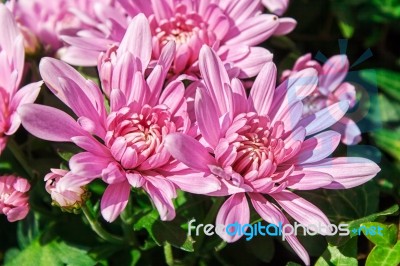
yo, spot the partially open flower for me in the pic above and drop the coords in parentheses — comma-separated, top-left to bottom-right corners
(282, 53, 361, 145)
(45, 169, 89, 213)
(0, 175, 30, 222)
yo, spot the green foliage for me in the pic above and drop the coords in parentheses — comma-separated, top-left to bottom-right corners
(361, 69, 400, 102)
(134, 210, 195, 252)
(4, 237, 96, 266)
(362, 222, 400, 266)
(315, 237, 358, 266)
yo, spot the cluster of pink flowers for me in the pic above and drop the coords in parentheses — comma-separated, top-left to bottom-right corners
(0, 1, 380, 265)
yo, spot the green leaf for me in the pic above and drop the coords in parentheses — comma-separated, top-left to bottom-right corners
(286, 262, 302, 266)
(376, 94, 400, 124)
(338, 21, 355, 38)
(130, 249, 141, 266)
(361, 69, 400, 102)
(328, 205, 399, 246)
(366, 241, 400, 266)
(134, 210, 195, 252)
(347, 205, 399, 234)
(360, 222, 397, 247)
(332, 3, 356, 38)
(16, 212, 41, 249)
(57, 150, 75, 162)
(5, 237, 96, 266)
(373, 129, 400, 161)
(315, 237, 358, 266)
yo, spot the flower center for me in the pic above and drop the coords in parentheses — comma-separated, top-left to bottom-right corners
(213, 112, 296, 191)
(105, 105, 176, 169)
(155, 9, 206, 46)
(229, 113, 285, 176)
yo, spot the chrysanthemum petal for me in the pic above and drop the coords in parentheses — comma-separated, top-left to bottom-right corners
(18, 104, 86, 142)
(216, 193, 249, 242)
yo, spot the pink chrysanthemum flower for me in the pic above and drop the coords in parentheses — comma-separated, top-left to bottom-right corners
(165, 46, 380, 265)
(19, 15, 219, 223)
(0, 4, 42, 155)
(281, 53, 361, 145)
(0, 175, 30, 222)
(6, 0, 115, 53)
(45, 169, 89, 211)
(61, 0, 296, 78)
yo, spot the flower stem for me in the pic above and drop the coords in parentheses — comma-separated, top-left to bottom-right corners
(7, 138, 34, 180)
(81, 203, 125, 245)
(164, 242, 174, 266)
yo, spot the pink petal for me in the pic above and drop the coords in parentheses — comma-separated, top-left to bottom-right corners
(271, 101, 303, 133)
(167, 172, 221, 194)
(164, 133, 216, 172)
(225, 14, 279, 46)
(159, 80, 185, 115)
(320, 55, 349, 94)
(143, 175, 176, 221)
(199, 45, 232, 116)
(6, 205, 29, 222)
(151, 0, 173, 21)
(331, 117, 362, 145)
(110, 89, 127, 112)
(126, 172, 145, 188)
(248, 62, 277, 116)
(57, 172, 95, 190)
(18, 104, 86, 142)
(101, 162, 126, 184)
(0, 4, 20, 56)
(273, 17, 297, 36)
(101, 181, 131, 222)
(216, 193, 249, 242)
(274, 68, 318, 110)
(6, 81, 42, 135)
(69, 152, 111, 178)
(287, 131, 341, 164)
(39, 57, 87, 104)
(146, 65, 164, 106)
(207, 178, 249, 196)
(118, 13, 152, 70)
(234, 47, 273, 78)
(286, 171, 333, 190)
(333, 82, 356, 108)
(111, 52, 140, 98)
(262, 0, 289, 16)
(297, 157, 380, 189)
(221, 0, 262, 25)
(271, 190, 332, 234)
(71, 136, 111, 157)
(249, 192, 310, 265)
(57, 77, 106, 137)
(59, 46, 100, 66)
(230, 78, 248, 116)
(298, 101, 349, 136)
(195, 87, 221, 147)
(157, 41, 175, 70)
(9, 81, 42, 112)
